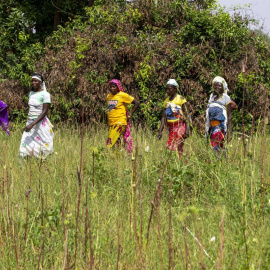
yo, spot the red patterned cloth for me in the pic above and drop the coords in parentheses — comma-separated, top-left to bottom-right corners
(167, 121, 186, 154)
(210, 126, 225, 151)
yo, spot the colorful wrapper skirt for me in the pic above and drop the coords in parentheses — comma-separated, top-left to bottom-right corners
(106, 122, 133, 153)
(167, 121, 186, 154)
(210, 125, 225, 151)
(19, 117, 54, 159)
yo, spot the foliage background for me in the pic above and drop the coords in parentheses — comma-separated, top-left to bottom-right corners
(0, 0, 270, 131)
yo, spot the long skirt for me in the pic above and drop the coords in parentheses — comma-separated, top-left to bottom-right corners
(106, 122, 133, 153)
(167, 121, 186, 155)
(210, 125, 225, 151)
(19, 117, 54, 159)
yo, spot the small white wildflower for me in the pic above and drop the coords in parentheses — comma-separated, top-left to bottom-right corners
(268, 199, 270, 206)
(54, 152, 58, 155)
(210, 236, 216, 242)
(253, 238, 258, 243)
(145, 146, 150, 152)
(238, 137, 241, 141)
(229, 144, 233, 148)
(245, 138, 248, 142)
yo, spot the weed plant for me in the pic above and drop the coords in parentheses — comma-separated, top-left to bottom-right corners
(0, 124, 269, 269)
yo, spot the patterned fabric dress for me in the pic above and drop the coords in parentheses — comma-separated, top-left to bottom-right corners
(19, 90, 54, 159)
(164, 94, 187, 154)
(205, 93, 231, 152)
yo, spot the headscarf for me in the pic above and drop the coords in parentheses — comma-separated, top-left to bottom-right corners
(32, 73, 47, 91)
(212, 76, 229, 94)
(109, 79, 123, 92)
(166, 79, 179, 88)
(0, 100, 10, 135)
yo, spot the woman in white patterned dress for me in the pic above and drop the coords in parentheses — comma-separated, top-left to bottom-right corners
(19, 73, 54, 159)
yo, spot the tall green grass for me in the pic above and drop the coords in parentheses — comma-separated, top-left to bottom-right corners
(0, 124, 269, 269)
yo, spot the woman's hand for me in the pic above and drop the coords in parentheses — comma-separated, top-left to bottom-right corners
(25, 123, 34, 132)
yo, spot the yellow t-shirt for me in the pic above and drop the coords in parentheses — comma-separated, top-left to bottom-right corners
(163, 94, 187, 123)
(107, 92, 134, 126)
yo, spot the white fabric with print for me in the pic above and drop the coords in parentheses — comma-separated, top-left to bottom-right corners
(19, 91, 53, 159)
(28, 90, 51, 120)
(166, 102, 182, 113)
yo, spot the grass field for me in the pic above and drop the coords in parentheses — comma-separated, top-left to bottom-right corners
(0, 123, 270, 269)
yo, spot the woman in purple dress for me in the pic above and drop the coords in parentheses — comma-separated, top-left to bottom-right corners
(0, 100, 10, 135)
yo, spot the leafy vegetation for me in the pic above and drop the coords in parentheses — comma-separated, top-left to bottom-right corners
(1, 0, 270, 131)
(1, 1, 270, 268)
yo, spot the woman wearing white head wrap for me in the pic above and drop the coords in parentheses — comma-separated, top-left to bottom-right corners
(212, 76, 229, 94)
(212, 76, 238, 109)
(19, 73, 54, 159)
(158, 79, 191, 156)
(205, 76, 232, 155)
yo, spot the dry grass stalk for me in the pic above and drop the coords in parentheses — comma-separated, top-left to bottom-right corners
(139, 156, 143, 248)
(61, 160, 66, 238)
(23, 158, 32, 269)
(74, 88, 86, 268)
(146, 150, 172, 249)
(168, 180, 173, 270)
(86, 206, 95, 269)
(37, 196, 45, 270)
(155, 202, 164, 270)
(217, 209, 225, 270)
(131, 147, 143, 263)
(195, 226, 206, 270)
(63, 229, 69, 270)
(92, 151, 95, 187)
(241, 62, 247, 160)
(184, 186, 189, 270)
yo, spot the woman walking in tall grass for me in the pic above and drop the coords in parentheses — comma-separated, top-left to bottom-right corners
(158, 79, 191, 156)
(205, 76, 232, 154)
(106, 79, 139, 152)
(19, 73, 54, 159)
(0, 100, 10, 135)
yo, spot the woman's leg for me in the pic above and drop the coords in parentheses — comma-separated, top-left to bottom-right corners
(107, 125, 126, 149)
(210, 127, 225, 152)
(167, 122, 186, 155)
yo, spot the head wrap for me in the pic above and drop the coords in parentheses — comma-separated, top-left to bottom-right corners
(109, 79, 123, 92)
(32, 73, 47, 91)
(212, 76, 229, 94)
(166, 79, 179, 88)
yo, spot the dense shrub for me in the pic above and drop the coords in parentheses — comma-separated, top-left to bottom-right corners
(1, 0, 270, 131)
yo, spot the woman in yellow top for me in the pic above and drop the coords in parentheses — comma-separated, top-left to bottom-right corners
(158, 79, 191, 155)
(106, 79, 139, 152)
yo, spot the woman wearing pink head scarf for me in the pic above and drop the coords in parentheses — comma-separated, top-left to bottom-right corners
(106, 79, 139, 152)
